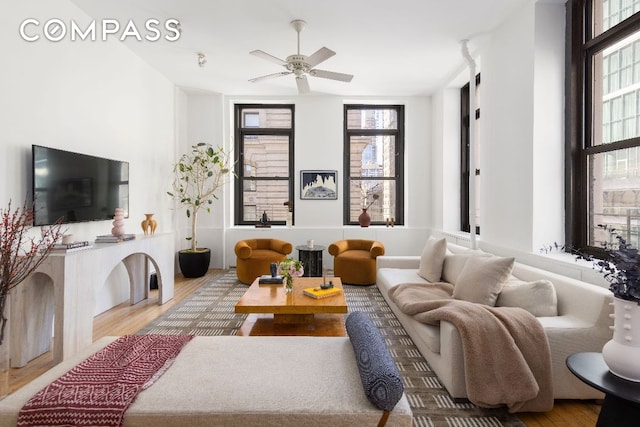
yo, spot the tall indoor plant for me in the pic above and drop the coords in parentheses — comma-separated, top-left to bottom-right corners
(0, 199, 63, 396)
(168, 143, 233, 278)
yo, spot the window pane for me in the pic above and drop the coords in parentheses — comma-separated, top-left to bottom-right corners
(588, 149, 640, 248)
(593, 0, 640, 36)
(346, 108, 398, 129)
(592, 31, 640, 146)
(349, 135, 396, 177)
(241, 108, 292, 128)
(243, 135, 289, 177)
(349, 179, 396, 223)
(235, 104, 294, 226)
(242, 180, 289, 222)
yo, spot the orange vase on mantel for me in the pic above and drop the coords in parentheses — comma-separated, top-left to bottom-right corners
(141, 213, 158, 235)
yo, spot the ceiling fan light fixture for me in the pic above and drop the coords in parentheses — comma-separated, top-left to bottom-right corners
(248, 19, 353, 94)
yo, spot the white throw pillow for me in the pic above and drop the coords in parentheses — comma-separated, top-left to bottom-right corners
(441, 251, 491, 284)
(417, 238, 447, 282)
(452, 256, 515, 306)
(496, 279, 558, 317)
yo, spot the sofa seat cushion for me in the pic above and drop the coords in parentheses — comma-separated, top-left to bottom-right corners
(377, 269, 426, 289)
(251, 249, 286, 261)
(536, 315, 592, 329)
(408, 320, 442, 354)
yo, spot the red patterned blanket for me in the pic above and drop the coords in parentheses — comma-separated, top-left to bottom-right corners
(17, 334, 194, 427)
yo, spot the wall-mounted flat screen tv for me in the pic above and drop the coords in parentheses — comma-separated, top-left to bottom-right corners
(32, 145, 129, 226)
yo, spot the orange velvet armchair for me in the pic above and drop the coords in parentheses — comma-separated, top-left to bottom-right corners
(328, 239, 385, 285)
(234, 238, 293, 285)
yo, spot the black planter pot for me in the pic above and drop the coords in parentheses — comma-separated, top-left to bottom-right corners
(178, 248, 211, 278)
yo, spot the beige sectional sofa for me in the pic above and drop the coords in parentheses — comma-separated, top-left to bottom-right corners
(376, 241, 614, 401)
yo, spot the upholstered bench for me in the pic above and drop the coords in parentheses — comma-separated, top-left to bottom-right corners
(0, 316, 412, 426)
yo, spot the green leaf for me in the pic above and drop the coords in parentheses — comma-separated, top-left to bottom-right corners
(186, 209, 191, 218)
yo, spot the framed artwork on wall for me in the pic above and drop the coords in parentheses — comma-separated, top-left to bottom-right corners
(300, 170, 338, 200)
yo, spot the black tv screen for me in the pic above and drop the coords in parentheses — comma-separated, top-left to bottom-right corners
(32, 145, 129, 226)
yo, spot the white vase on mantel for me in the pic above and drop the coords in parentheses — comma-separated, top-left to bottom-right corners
(602, 296, 640, 382)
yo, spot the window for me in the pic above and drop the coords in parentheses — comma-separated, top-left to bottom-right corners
(234, 104, 294, 225)
(344, 105, 404, 225)
(460, 74, 481, 234)
(568, 0, 640, 251)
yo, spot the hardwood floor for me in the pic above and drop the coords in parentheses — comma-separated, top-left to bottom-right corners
(7, 269, 600, 426)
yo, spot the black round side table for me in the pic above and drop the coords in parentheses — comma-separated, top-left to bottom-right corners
(566, 352, 640, 427)
(295, 245, 325, 277)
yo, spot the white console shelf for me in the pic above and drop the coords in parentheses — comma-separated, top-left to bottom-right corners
(10, 233, 174, 368)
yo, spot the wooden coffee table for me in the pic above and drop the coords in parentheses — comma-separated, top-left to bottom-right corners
(235, 276, 347, 336)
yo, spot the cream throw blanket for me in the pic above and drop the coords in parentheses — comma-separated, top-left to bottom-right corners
(388, 283, 553, 413)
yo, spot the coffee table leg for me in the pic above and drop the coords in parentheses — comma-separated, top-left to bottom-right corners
(274, 314, 314, 324)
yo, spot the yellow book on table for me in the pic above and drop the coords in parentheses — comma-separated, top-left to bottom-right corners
(303, 286, 342, 299)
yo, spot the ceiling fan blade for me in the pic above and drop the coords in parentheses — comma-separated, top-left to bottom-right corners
(249, 71, 292, 83)
(309, 69, 354, 82)
(296, 75, 310, 94)
(306, 47, 335, 68)
(249, 50, 288, 67)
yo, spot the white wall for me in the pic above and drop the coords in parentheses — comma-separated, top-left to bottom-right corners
(176, 93, 431, 269)
(2, 1, 177, 314)
(481, 3, 537, 251)
(430, 1, 565, 254)
(480, 1, 565, 252)
(429, 2, 603, 285)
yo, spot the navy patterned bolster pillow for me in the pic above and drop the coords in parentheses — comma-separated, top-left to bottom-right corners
(345, 311, 404, 412)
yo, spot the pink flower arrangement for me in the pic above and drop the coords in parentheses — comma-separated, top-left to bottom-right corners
(277, 258, 304, 280)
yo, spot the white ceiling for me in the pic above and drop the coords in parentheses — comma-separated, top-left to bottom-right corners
(69, 0, 530, 97)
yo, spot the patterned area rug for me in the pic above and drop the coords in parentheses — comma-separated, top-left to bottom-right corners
(137, 270, 525, 427)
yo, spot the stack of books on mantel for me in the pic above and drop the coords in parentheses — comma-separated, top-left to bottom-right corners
(95, 234, 136, 243)
(52, 241, 92, 252)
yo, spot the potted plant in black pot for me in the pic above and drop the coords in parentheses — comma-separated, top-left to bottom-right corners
(168, 143, 233, 278)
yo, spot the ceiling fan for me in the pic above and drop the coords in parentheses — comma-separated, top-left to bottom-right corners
(249, 19, 354, 94)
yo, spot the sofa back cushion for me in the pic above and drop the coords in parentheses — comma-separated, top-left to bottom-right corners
(345, 311, 404, 412)
(442, 252, 491, 284)
(452, 256, 515, 306)
(497, 279, 558, 317)
(417, 237, 447, 282)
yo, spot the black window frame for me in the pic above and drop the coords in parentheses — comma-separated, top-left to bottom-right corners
(460, 74, 481, 235)
(343, 104, 405, 226)
(566, 0, 640, 253)
(233, 103, 295, 226)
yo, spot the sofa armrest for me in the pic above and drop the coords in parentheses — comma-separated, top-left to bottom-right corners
(329, 240, 349, 256)
(370, 241, 385, 258)
(269, 239, 293, 255)
(234, 240, 252, 259)
(377, 256, 421, 270)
